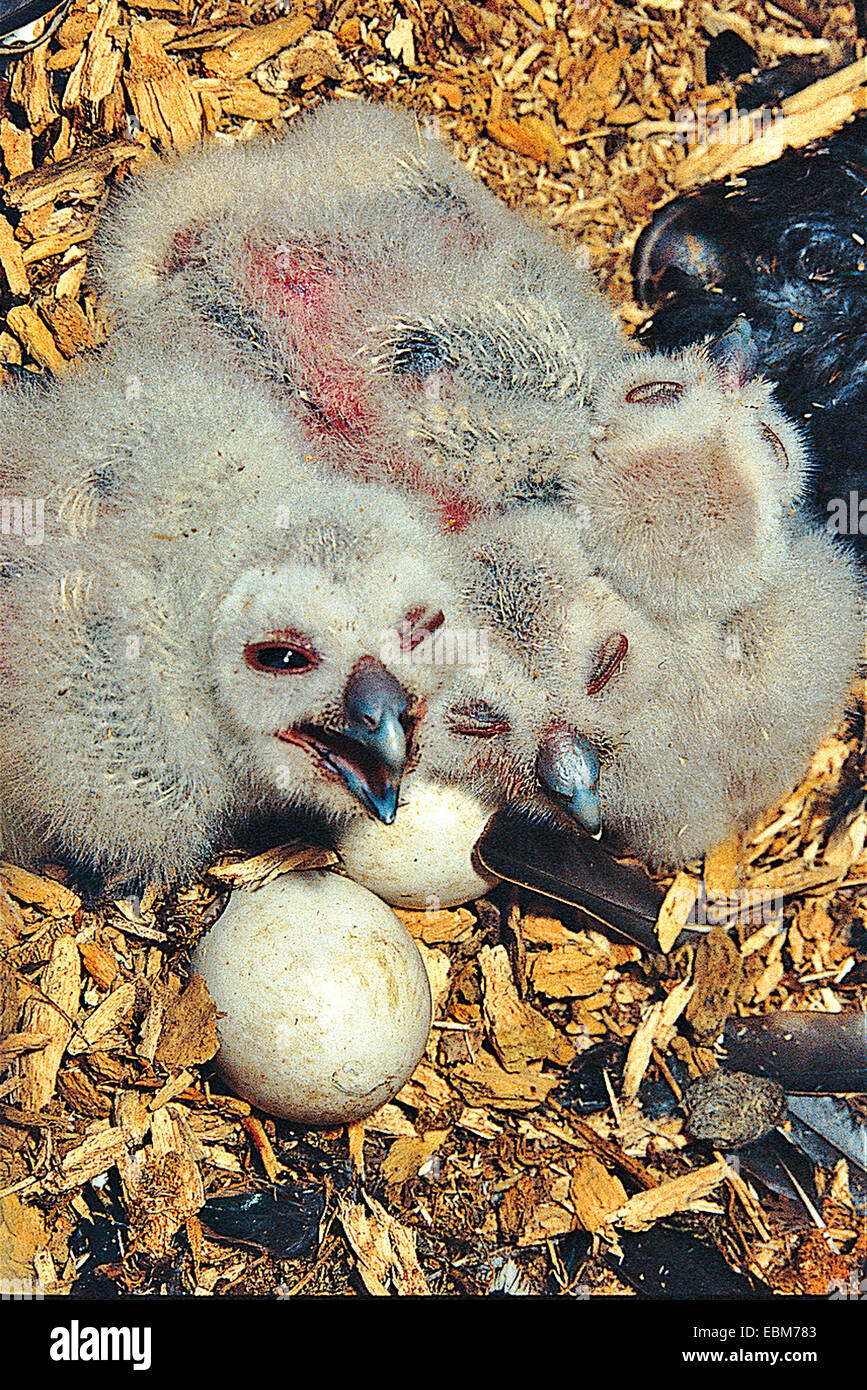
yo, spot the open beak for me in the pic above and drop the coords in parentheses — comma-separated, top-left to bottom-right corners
(277, 660, 411, 824)
(536, 725, 602, 838)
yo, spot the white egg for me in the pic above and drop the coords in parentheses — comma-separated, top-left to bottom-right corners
(192, 871, 432, 1125)
(336, 775, 500, 908)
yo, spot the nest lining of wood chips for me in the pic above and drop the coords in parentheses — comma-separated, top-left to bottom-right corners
(0, 0, 866, 1299)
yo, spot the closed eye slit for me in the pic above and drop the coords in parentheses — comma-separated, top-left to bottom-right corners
(244, 633, 319, 673)
(586, 632, 629, 695)
(625, 380, 686, 406)
(447, 701, 511, 737)
(401, 607, 445, 652)
(760, 421, 789, 469)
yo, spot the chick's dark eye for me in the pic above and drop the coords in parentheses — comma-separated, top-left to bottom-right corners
(625, 380, 686, 406)
(244, 640, 319, 673)
(447, 701, 511, 738)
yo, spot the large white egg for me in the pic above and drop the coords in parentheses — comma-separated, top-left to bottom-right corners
(336, 775, 500, 908)
(192, 871, 432, 1125)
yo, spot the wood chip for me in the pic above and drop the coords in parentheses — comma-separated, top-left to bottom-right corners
(125, 24, 204, 150)
(0, 216, 29, 298)
(0, 1192, 47, 1285)
(18, 934, 81, 1111)
(622, 1001, 664, 1099)
(79, 940, 119, 990)
(676, 57, 867, 187)
(208, 839, 337, 887)
(393, 904, 476, 945)
(0, 882, 26, 945)
(22, 220, 96, 265)
(37, 296, 96, 355)
(154, 976, 219, 1068)
(6, 304, 65, 369)
(56, 1064, 111, 1118)
(451, 1056, 559, 1110)
(10, 45, 58, 135)
(529, 942, 610, 998)
(569, 1151, 629, 1231)
(54, 1123, 129, 1190)
(499, 1169, 575, 1244)
(380, 1131, 448, 1188)
(66, 0, 123, 109)
(417, 940, 451, 1009)
(120, 1106, 205, 1256)
(239, 1114, 282, 1182)
(4, 140, 143, 215)
(202, 11, 315, 81)
(487, 115, 566, 168)
(479, 944, 574, 1069)
(0, 1032, 51, 1065)
(702, 836, 743, 893)
(218, 78, 282, 122)
(337, 1192, 430, 1296)
(0, 863, 80, 916)
(67, 980, 136, 1055)
(0, 121, 33, 179)
(656, 870, 701, 952)
(605, 1158, 728, 1231)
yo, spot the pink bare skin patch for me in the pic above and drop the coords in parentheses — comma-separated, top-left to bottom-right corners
(246, 243, 379, 437)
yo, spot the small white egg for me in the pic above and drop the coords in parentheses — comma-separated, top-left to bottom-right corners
(336, 775, 500, 908)
(192, 871, 432, 1125)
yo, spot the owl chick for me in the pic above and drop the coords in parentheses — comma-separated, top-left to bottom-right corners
(0, 338, 463, 890)
(572, 319, 811, 621)
(456, 505, 863, 865)
(92, 98, 628, 521)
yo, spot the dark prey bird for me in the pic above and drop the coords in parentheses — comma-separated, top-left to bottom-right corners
(633, 89, 867, 557)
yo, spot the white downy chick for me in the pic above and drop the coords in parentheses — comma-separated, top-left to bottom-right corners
(92, 98, 629, 520)
(574, 319, 810, 620)
(0, 338, 461, 890)
(457, 506, 863, 866)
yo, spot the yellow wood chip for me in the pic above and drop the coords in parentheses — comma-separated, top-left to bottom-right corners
(0, 216, 28, 297)
(702, 835, 743, 893)
(0, 120, 33, 177)
(67, 981, 136, 1055)
(18, 935, 81, 1111)
(656, 870, 700, 952)
(338, 1192, 429, 1296)
(570, 1151, 628, 1231)
(0, 863, 80, 916)
(479, 944, 574, 1069)
(606, 1159, 728, 1231)
(7, 303, 66, 371)
(202, 12, 315, 80)
(219, 78, 282, 122)
(126, 24, 203, 150)
(622, 1000, 663, 1098)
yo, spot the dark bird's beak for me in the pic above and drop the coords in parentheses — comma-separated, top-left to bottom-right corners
(340, 658, 411, 823)
(475, 807, 681, 953)
(708, 315, 758, 391)
(536, 725, 602, 838)
(276, 660, 411, 825)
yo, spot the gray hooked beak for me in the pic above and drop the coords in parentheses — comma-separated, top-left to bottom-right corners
(341, 659, 411, 824)
(708, 315, 758, 392)
(537, 724, 602, 838)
